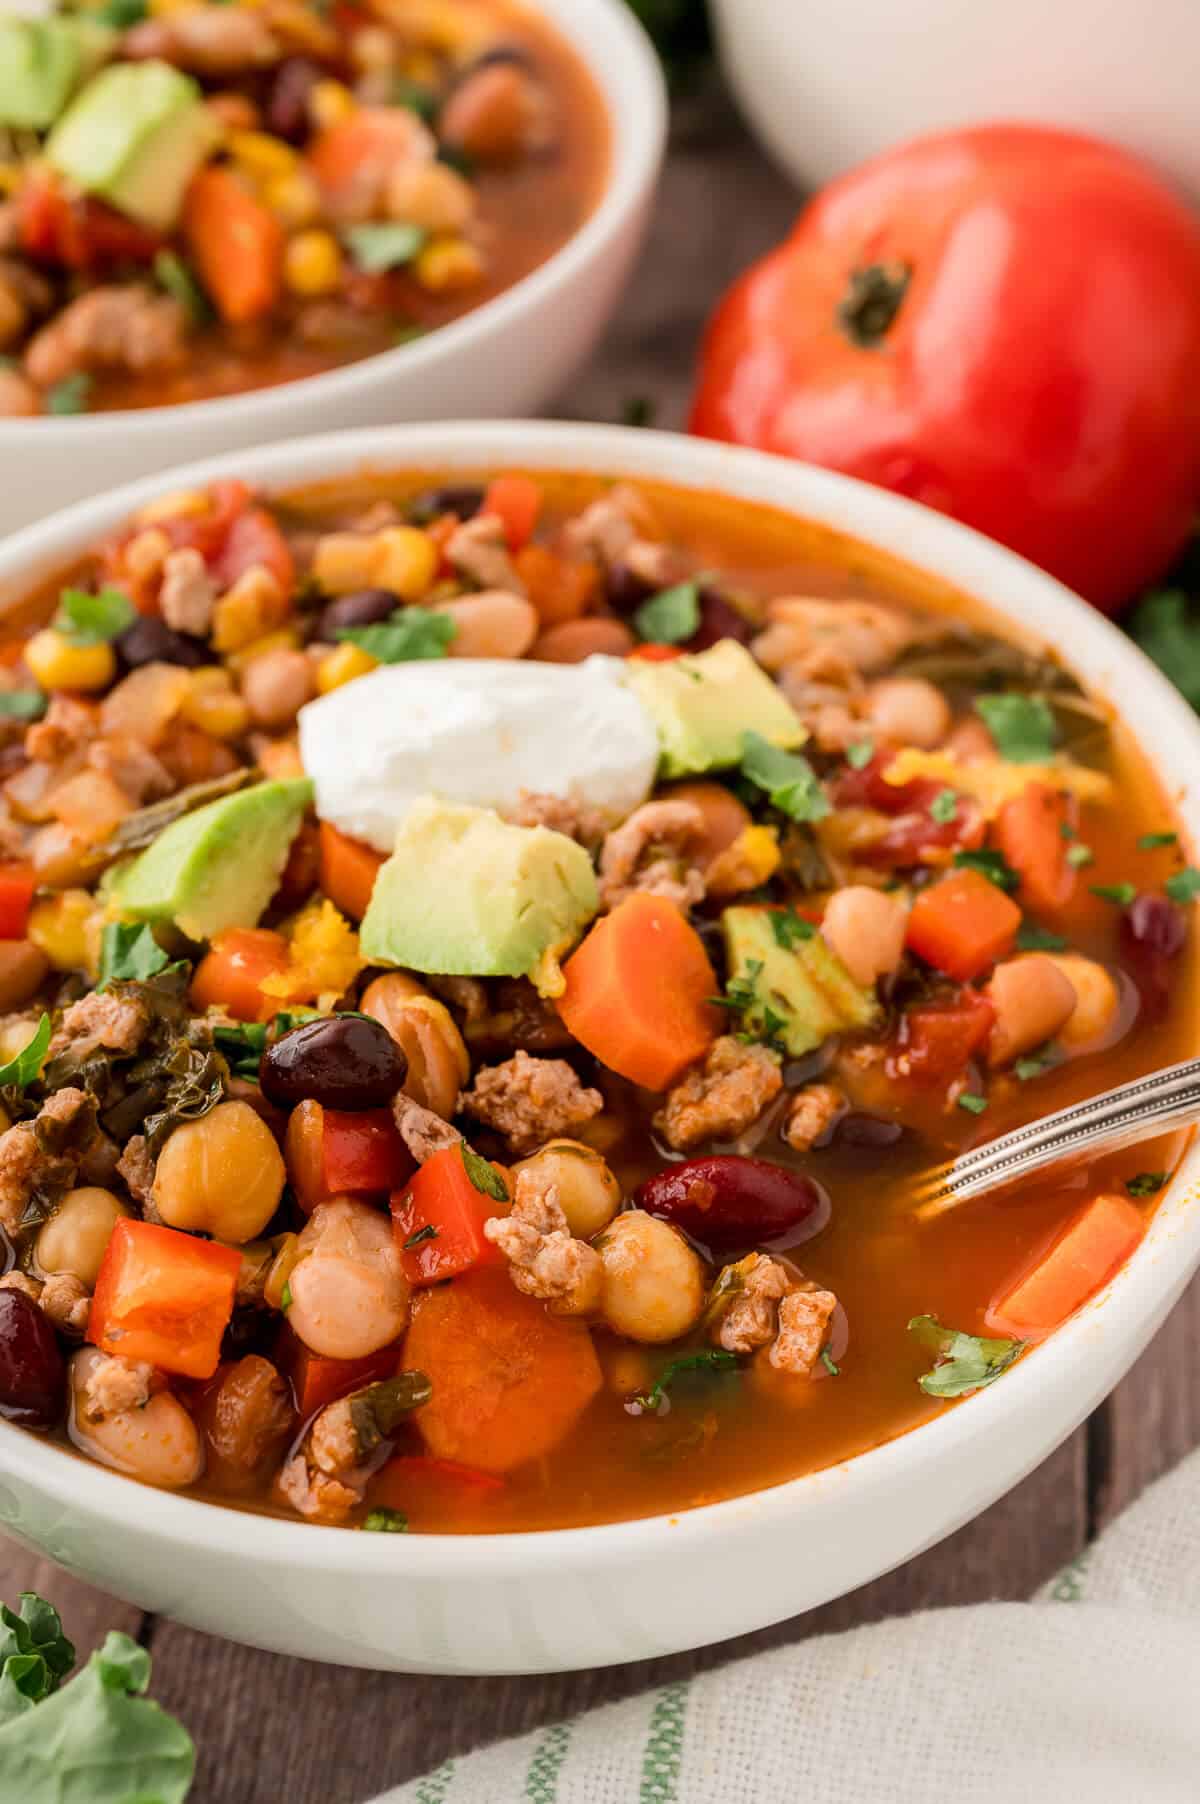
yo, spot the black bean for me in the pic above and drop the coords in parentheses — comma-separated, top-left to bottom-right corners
(833, 1111, 905, 1150)
(260, 1015, 407, 1112)
(0, 1289, 64, 1430)
(317, 589, 403, 640)
(687, 586, 754, 651)
(409, 485, 485, 522)
(116, 616, 214, 671)
(266, 57, 323, 144)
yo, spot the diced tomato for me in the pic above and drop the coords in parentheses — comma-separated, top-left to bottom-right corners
(906, 868, 1021, 980)
(0, 864, 36, 939)
(628, 643, 685, 661)
(892, 988, 997, 1084)
(286, 1100, 413, 1215)
(832, 755, 985, 867)
(191, 928, 291, 1023)
(89, 1220, 241, 1381)
(482, 475, 542, 550)
(211, 505, 295, 592)
(276, 1323, 400, 1419)
(19, 174, 162, 270)
(390, 1144, 507, 1286)
(371, 1453, 504, 1518)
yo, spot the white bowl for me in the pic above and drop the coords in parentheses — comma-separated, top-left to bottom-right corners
(0, 0, 665, 539)
(0, 421, 1197, 1675)
(711, 0, 1200, 194)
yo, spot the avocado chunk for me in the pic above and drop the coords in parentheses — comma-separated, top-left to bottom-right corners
(46, 60, 220, 231)
(360, 797, 598, 991)
(722, 905, 880, 1057)
(626, 638, 805, 778)
(115, 779, 314, 943)
(0, 17, 113, 131)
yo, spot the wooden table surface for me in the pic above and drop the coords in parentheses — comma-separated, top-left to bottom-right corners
(4, 86, 1200, 1804)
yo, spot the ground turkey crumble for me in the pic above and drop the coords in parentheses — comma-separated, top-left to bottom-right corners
(460, 1050, 602, 1157)
(655, 1036, 782, 1152)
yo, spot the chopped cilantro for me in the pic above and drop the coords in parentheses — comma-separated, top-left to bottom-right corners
(768, 907, 814, 950)
(391, 77, 438, 119)
(1090, 882, 1137, 906)
(45, 373, 92, 416)
(1138, 831, 1178, 850)
(279, 1279, 293, 1314)
(362, 1508, 409, 1533)
(0, 1015, 50, 1091)
(343, 223, 428, 273)
(1016, 921, 1068, 952)
(460, 1142, 508, 1202)
(1014, 1046, 1058, 1081)
(98, 921, 169, 987)
(213, 1021, 268, 1080)
(55, 587, 136, 646)
(957, 1091, 988, 1115)
(974, 693, 1057, 763)
(392, 323, 429, 347)
(929, 787, 959, 824)
(1126, 1171, 1168, 1198)
(335, 607, 456, 663)
(633, 581, 700, 645)
(403, 1224, 439, 1250)
(153, 250, 211, 324)
(845, 739, 875, 770)
(819, 1347, 840, 1377)
(1165, 866, 1200, 904)
(0, 692, 45, 721)
(627, 1349, 738, 1416)
(1065, 842, 1094, 869)
(1127, 588, 1200, 710)
(952, 847, 1019, 892)
(909, 1315, 1025, 1398)
(740, 731, 830, 824)
(1059, 821, 1076, 840)
(95, 0, 148, 21)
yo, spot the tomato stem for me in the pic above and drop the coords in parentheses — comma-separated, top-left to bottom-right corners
(837, 261, 911, 348)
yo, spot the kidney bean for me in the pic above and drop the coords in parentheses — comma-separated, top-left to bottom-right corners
(687, 586, 753, 651)
(317, 589, 402, 640)
(260, 1014, 407, 1112)
(0, 1289, 64, 1429)
(636, 1154, 825, 1253)
(266, 56, 323, 144)
(605, 564, 654, 615)
(1120, 892, 1186, 1019)
(116, 616, 214, 671)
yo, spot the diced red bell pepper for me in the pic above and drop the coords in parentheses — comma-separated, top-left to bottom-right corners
(275, 1323, 401, 1420)
(390, 1143, 507, 1285)
(371, 1453, 504, 1517)
(482, 475, 541, 550)
(893, 988, 996, 1084)
(0, 864, 36, 939)
(88, 1220, 241, 1381)
(286, 1099, 413, 1215)
(210, 504, 295, 593)
(906, 868, 1022, 980)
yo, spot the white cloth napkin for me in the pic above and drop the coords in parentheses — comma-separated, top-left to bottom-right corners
(373, 1448, 1200, 1803)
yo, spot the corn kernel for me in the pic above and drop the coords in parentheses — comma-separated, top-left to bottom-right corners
(28, 889, 100, 975)
(310, 79, 355, 131)
(225, 628, 300, 677)
(0, 166, 23, 199)
(229, 129, 299, 182)
(311, 525, 438, 602)
(263, 169, 321, 230)
(135, 488, 211, 528)
(414, 235, 485, 294)
(25, 628, 114, 694)
(284, 229, 343, 298)
(212, 567, 288, 655)
(181, 685, 251, 741)
(386, 160, 475, 234)
(316, 642, 379, 693)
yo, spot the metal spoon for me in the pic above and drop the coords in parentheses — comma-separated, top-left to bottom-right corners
(912, 1057, 1200, 1219)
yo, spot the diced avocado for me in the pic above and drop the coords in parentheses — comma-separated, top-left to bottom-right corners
(46, 60, 220, 232)
(115, 779, 314, 943)
(626, 639, 805, 778)
(360, 797, 598, 991)
(722, 905, 880, 1057)
(0, 17, 113, 131)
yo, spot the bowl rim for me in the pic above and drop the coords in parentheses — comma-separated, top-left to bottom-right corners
(0, 0, 666, 441)
(1, 418, 1198, 1581)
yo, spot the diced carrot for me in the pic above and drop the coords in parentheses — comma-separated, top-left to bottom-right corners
(183, 166, 283, 325)
(905, 868, 1021, 981)
(212, 505, 295, 593)
(89, 1220, 241, 1380)
(403, 1266, 602, 1473)
(285, 1099, 412, 1214)
(513, 543, 596, 625)
(557, 892, 720, 1090)
(276, 1322, 400, 1419)
(190, 927, 291, 1023)
(0, 864, 36, 939)
(317, 821, 384, 922)
(482, 474, 541, 550)
(986, 1192, 1146, 1340)
(371, 1453, 504, 1519)
(390, 1144, 506, 1286)
(995, 783, 1076, 914)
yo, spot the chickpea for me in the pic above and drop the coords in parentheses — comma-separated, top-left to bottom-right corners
(152, 1101, 286, 1244)
(514, 1140, 621, 1240)
(533, 618, 635, 663)
(439, 63, 545, 162)
(822, 886, 907, 988)
(1044, 953, 1122, 1049)
(596, 1210, 705, 1344)
(240, 647, 314, 730)
(286, 1198, 410, 1359)
(986, 954, 1078, 1067)
(865, 677, 951, 749)
(386, 159, 476, 234)
(68, 1349, 203, 1490)
(36, 1187, 128, 1288)
(360, 972, 469, 1119)
(0, 940, 50, 1011)
(437, 591, 539, 660)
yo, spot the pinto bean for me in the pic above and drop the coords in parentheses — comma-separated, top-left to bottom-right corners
(532, 618, 635, 663)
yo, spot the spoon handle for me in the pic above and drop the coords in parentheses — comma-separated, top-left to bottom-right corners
(913, 1056, 1200, 1218)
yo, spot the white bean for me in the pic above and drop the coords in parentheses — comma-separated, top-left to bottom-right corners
(597, 1211, 705, 1344)
(438, 591, 538, 660)
(68, 1349, 203, 1490)
(822, 886, 907, 988)
(286, 1198, 410, 1359)
(865, 677, 951, 748)
(513, 1140, 621, 1240)
(36, 1187, 128, 1288)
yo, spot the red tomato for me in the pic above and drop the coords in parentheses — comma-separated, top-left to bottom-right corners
(690, 126, 1200, 614)
(891, 989, 996, 1084)
(0, 864, 36, 940)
